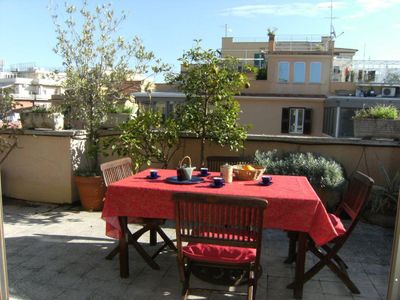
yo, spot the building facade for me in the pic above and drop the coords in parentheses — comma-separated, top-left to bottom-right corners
(0, 63, 65, 109)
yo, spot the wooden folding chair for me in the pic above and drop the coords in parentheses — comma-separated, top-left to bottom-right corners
(173, 192, 267, 300)
(101, 158, 177, 270)
(288, 171, 374, 294)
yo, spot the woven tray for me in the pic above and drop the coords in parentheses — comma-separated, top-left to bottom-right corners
(232, 165, 265, 181)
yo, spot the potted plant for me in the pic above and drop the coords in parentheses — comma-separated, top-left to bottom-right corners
(363, 165, 399, 228)
(20, 106, 64, 130)
(101, 105, 136, 130)
(52, 1, 169, 210)
(353, 104, 400, 140)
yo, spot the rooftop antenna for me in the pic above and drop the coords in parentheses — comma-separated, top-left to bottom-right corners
(224, 24, 232, 37)
(328, 0, 344, 40)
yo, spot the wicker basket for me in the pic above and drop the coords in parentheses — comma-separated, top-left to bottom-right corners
(232, 165, 266, 181)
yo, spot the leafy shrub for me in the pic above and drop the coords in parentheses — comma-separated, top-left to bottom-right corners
(108, 106, 134, 114)
(353, 104, 399, 120)
(31, 106, 51, 113)
(256, 68, 267, 80)
(254, 149, 345, 189)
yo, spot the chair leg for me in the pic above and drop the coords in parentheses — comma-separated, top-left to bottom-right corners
(325, 258, 360, 294)
(248, 267, 257, 300)
(289, 245, 360, 294)
(105, 244, 120, 260)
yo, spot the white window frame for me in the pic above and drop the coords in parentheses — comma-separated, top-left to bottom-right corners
(310, 62, 321, 83)
(293, 62, 305, 83)
(289, 108, 305, 134)
(278, 61, 290, 83)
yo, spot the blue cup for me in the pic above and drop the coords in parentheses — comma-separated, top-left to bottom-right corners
(150, 169, 158, 178)
(262, 175, 272, 185)
(200, 167, 208, 176)
(213, 177, 224, 187)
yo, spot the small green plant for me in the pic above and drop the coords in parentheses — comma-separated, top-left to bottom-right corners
(367, 165, 399, 215)
(254, 149, 345, 189)
(353, 105, 399, 120)
(31, 106, 51, 113)
(256, 68, 267, 80)
(108, 106, 134, 114)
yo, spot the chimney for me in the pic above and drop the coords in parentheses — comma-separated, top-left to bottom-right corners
(268, 32, 276, 52)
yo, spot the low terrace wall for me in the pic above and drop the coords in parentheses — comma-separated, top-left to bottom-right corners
(0, 130, 87, 204)
(165, 135, 400, 187)
(0, 130, 398, 204)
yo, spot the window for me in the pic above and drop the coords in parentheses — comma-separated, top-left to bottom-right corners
(294, 62, 305, 83)
(289, 108, 304, 133)
(278, 62, 289, 83)
(254, 53, 265, 68)
(281, 108, 312, 134)
(310, 62, 321, 83)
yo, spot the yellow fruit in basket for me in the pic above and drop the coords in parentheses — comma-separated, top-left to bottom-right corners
(243, 165, 255, 171)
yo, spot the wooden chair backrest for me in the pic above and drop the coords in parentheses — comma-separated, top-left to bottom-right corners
(206, 156, 253, 172)
(335, 171, 374, 234)
(173, 193, 267, 250)
(100, 158, 133, 187)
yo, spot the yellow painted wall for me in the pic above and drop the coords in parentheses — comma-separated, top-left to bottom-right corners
(237, 96, 325, 135)
(0, 133, 81, 204)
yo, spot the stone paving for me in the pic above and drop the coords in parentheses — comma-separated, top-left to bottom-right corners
(2, 198, 393, 300)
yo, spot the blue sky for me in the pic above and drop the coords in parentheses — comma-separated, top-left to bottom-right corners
(1, 0, 400, 73)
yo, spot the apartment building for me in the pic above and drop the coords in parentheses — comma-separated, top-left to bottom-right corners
(0, 63, 65, 109)
(136, 33, 400, 138)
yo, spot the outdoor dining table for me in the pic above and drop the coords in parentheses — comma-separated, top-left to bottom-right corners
(102, 169, 341, 299)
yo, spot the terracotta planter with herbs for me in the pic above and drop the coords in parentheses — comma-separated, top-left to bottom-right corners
(354, 119, 400, 140)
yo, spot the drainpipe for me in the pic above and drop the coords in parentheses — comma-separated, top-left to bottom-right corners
(335, 106, 341, 137)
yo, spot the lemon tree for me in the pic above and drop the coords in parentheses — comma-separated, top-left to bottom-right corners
(167, 41, 250, 166)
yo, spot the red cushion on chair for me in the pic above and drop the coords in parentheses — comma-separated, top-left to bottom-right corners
(182, 243, 256, 264)
(329, 214, 346, 235)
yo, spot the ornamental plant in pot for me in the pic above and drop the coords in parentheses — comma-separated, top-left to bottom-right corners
(20, 105, 64, 130)
(100, 104, 137, 130)
(52, 0, 169, 210)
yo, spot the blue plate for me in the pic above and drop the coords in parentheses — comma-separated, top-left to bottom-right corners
(197, 172, 211, 177)
(165, 176, 204, 184)
(258, 181, 272, 186)
(146, 175, 161, 179)
(209, 183, 225, 188)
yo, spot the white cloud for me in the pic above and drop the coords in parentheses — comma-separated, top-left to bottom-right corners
(356, 0, 400, 12)
(345, 0, 400, 19)
(221, 2, 347, 17)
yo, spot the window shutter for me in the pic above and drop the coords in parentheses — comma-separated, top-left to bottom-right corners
(281, 108, 289, 133)
(304, 109, 312, 134)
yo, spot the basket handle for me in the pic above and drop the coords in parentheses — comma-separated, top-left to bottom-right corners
(179, 156, 192, 168)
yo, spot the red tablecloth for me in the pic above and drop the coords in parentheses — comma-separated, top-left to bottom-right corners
(102, 169, 339, 246)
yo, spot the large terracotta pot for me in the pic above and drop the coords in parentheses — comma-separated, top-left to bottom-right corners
(74, 175, 105, 211)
